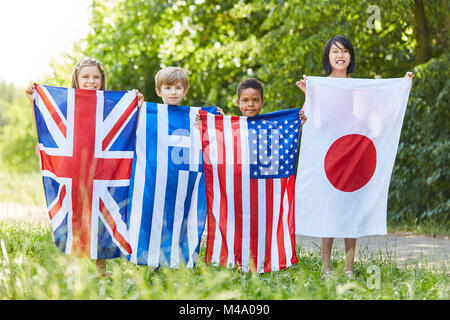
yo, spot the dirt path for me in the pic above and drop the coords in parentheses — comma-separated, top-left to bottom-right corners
(296, 234, 449, 270)
(1, 202, 448, 269)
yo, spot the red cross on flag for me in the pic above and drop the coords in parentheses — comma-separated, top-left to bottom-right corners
(295, 77, 412, 238)
(33, 84, 138, 259)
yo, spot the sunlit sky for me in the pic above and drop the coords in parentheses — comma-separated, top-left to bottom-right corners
(0, 0, 92, 87)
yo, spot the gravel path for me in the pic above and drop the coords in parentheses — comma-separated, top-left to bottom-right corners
(296, 234, 449, 269)
(1, 202, 448, 269)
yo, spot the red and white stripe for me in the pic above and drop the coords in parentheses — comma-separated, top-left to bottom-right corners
(200, 111, 298, 273)
(34, 85, 135, 258)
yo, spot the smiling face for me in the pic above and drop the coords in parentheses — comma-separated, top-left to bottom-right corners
(76, 65, 103, 90)
(156, 80, 187, 105)
(237, 88, 264, 117)
(328, 41, 351, 75)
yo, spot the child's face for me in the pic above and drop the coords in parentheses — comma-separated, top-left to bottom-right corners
(237, 88, 263, 117)
(328, 42, 351, 73)
(156, 81, 187, 105)
(77, 65, 103, 90)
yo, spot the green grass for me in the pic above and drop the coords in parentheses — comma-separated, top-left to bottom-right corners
(0, 172, 448, 300)
(0, 172, 44, 206)
(388, 213, 450, 237)
(0, 222, 448, 300)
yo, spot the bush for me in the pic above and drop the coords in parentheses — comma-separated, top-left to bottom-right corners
(0, 92, 39, 173)
(388, 53, 450, 224)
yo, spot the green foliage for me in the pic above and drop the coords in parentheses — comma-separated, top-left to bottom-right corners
(0, 172, 44, 205)
(422, 0, 450, 58)
(66, 0, 447, 222)
(389, 53, 450, 223)
(66, 0, 424, 113)
(0, 0, 448, 223)
(0, 82, 21, 127)
(0, 82, 31, 129)
(0, 82, 39, 173)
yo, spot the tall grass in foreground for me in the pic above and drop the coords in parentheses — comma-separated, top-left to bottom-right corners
(0, 222, 448, 300)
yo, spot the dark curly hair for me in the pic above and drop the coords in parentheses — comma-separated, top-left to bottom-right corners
(237, 78, 264, 101)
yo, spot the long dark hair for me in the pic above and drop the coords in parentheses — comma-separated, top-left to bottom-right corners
(322, 35, 356, 74)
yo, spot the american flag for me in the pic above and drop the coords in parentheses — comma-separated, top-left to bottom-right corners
(127, 102, 218, 268)
(33, 84, 138, 259)
(199, 108, 300, 273)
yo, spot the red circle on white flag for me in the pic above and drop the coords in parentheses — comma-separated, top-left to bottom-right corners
(324, 134, 377, 192)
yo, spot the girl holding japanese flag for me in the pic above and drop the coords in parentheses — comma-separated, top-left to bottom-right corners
(296, 35, 414, 278)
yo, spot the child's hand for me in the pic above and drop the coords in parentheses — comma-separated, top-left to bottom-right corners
(194, 114, 201, 129)
(299, 110, 307, 126)
(296, 75, 307, 93)
(132, 89, 144, 107)
(404, 72, 414, 80)
(25, 86, 34, 103)
(195, 107, 224, 129)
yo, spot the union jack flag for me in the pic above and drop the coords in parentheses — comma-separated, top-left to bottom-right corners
(33, 84, 138, 259)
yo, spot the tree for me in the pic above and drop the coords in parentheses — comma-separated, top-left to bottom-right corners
(60, 0, 423, 113)
(412, 0, 431, 63)
(32, 0, 450, 223)
(0, 87, 39, 173)
(389, 53, 450, 224)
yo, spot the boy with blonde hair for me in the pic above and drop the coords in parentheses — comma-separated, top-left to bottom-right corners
(127, 66, 223, 270)
(156, 66, 224, 116)
(154, 67, 189, 106)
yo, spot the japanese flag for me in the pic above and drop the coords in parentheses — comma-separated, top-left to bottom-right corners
(295, 77, 411, 238)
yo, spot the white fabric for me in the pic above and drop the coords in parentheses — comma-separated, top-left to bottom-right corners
(295, 77, 411, 238)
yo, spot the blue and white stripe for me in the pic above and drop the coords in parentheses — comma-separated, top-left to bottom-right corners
(127, 102, 217, 268)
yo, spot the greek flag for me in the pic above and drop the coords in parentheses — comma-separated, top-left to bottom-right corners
(127, 102, 218, 268)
